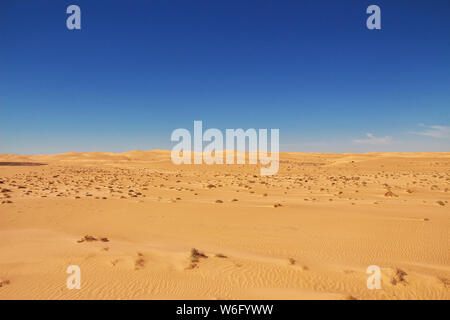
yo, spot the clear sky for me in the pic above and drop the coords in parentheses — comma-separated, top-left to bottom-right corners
(1, 0, 449, 154)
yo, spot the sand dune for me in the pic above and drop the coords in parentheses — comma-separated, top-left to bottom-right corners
(0, 151, 449, 299)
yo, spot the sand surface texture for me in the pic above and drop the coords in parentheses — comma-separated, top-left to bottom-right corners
(0, 151, 449, 299)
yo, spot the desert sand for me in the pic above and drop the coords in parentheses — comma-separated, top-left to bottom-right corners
(0, 151, 449, 300)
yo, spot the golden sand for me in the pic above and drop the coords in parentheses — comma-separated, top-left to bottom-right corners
(0, 151, 449, 299)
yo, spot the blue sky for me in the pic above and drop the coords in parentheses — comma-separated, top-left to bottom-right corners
(1, 0, 449, 154)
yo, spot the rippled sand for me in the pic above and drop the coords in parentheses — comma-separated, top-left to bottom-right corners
(0, 151, 449, 299)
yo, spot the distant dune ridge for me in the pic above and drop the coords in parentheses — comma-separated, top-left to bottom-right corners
(0, 150, 449, 299)
(1, 149, 449, 163)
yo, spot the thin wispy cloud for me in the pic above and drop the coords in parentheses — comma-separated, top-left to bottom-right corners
(353, 133, 393, 146)
(410, 124, 450, 139)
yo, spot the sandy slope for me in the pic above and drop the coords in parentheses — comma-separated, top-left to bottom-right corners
(0, 151, 449, 300)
